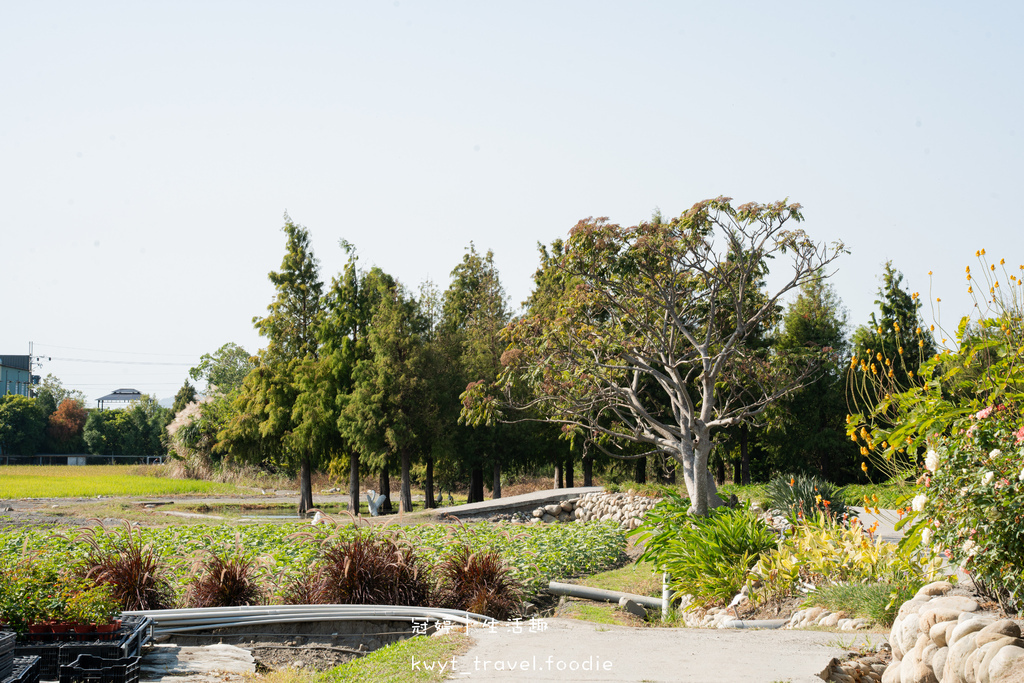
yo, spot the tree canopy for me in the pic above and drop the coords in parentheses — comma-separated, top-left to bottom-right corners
(464, 197, 845, 514)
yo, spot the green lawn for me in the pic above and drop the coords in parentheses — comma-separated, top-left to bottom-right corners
(0, 465, 239, 498)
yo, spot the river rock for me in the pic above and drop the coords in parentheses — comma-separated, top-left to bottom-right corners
(978, 638, 1021, 683)
(926, 596, 981, 616)
(978, 621, 1022, 643)
(921, 608, 964, 636)
(945, 634, 979, 683)
(932, 647, 948, 682)
(952, 619, 996, 648)
(917, 582, 955, 599)
(988, 645, 1024, 683)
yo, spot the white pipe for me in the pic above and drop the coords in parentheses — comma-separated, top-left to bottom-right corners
(125, 604, 496, 635)
(662, 572, 670, 620)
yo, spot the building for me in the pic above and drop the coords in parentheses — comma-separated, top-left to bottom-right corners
(0, 355, 38, 397)
(96, 387, 144, 410)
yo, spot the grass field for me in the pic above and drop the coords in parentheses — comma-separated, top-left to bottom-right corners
(0, 465, 240, 498)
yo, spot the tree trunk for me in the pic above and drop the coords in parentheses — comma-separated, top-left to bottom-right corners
(634, 456, 646, 484)
(379, 467, 392, 514)
(492, 460, 501, 499)
(425, 455, 435, 509)
(554, 459, 563, 489)
(740, 426, 751, 486)
(400, 449, 413, 514)
(732, 459, 740, 486)
(583, 453, 593, 487)
(469, 467, 484, 503)
(682, 437, 725, 516)
(298, 456, 313, 517)
(349, 452, 360, 515)
(565, 455, 574, 488)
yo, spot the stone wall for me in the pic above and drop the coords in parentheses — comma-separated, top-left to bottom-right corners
(530, 491, 660, 530)
(881, 580, 1024, 683)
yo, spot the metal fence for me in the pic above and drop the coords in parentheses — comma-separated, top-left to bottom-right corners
(0, 454, 165, 466)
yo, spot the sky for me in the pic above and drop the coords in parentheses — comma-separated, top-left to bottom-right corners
(2, 1, 1022, 406)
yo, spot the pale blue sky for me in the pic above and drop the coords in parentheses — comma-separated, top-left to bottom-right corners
(2, 2, 1021, 404)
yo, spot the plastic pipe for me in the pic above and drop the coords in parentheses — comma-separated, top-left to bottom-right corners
(547, 581, 664, 610)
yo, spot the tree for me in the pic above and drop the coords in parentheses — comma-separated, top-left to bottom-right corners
(339, 277, 426, 513)
(172, 381, 197, 415)
(83, 396, 168, 456)
(465, 198, 845, 515)
(221, 216, 325, 514)
(442, 244, 512, 501)
(0, 395, 46, 455)
(850, 261, 937, 390)
(47, 398, 87, 453)
(189, 343, 255, 396)
(761, 279, 857, 481)
(33, 374, 87, 420)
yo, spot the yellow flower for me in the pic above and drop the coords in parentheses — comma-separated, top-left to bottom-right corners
(930, 325, 935, 331)
(908, 370, 914, 377)
(919, 340, 924, 347)
(928, 270, 933, 275)
(898, 346, 904, 354)
(991, 264, 996, 271)
(860, 447, 868, 456)
(968, 286, 973, 293)
(937, 297, 942, 302)
(876, 352, 882, 361)
(981, 248, 986, 255)
(1000, 258, 1005, 265)
(966, 266, 971, 273)
(967, 274, 972, 280)
(976, 250, 981, 257)
(916, 327, 922, 335)
(861, 462, 868, 473)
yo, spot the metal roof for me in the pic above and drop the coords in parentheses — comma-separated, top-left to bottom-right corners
(97, 388, 144, 402)
(0, 355, 31, 371)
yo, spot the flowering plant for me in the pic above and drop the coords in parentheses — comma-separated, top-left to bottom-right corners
(847, 252, 1024, 611)
(917, 406, 1024, 609)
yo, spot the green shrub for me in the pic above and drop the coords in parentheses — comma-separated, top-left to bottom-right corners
(764, 473, 849, 524)
(804, 580, 921, 627)
(633, 493, 777, 607)
(752, 515, 943, 608)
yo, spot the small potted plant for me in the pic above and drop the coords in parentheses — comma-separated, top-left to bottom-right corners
(65, 586, 120, 640)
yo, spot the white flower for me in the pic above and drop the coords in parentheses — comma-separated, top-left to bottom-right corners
(912, 494, 928, 512)
(963, 539, 978, 556)
(922, 527, 933, 545)
(1020, 467, 1024, 482)
(982, 471, 995, 486)
(989, 448, 1003, 459)
(925, 450, 940, 473)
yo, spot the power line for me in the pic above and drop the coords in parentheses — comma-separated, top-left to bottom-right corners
(48, 357, 194, 366)
(34, 342, 201, 358)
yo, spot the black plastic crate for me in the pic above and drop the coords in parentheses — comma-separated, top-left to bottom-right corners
(13, 617, 150, 681)
(1, 631, 16, 681)
(58, 655, 139, 683)
(3, 656, 40, 683)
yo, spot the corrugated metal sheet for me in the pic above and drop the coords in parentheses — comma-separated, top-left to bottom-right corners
(0, 355, 31, 371)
